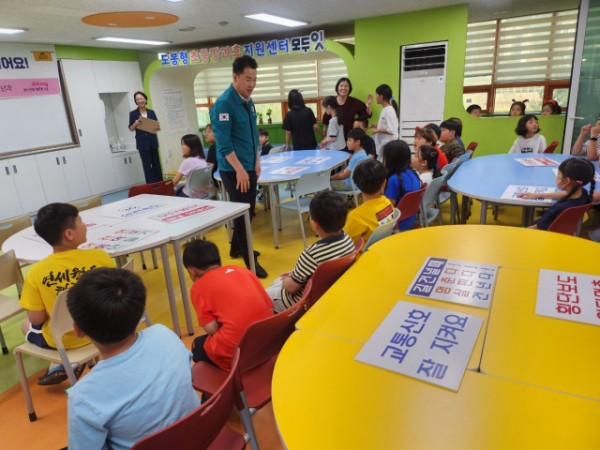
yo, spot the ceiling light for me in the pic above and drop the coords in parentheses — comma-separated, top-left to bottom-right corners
(0, 27, 27, 35)
(244, 13, 307, 28)
(95, 37, 171, 46)
(165, 0, 185, 2)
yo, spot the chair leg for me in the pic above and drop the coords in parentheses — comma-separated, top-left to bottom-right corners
(140, 251, 147, 270)
(14, 350, 37, 421)
(238, 391, 260, 450)
(151, 249, 158, 269)
(298, 212, 308, 247)
(0, 326, 7, 354)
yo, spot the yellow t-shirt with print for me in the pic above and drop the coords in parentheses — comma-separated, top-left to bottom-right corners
(345, 196, 394, 244)
(19, 248, 115, 349)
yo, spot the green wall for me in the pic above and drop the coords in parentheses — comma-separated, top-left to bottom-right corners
(55, 45, 140, 61)
(332, 5, 566, 155)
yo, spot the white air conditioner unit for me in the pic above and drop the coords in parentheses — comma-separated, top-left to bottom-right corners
(399, 41, 447, 146)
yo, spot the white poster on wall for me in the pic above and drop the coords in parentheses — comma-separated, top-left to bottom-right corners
(162, 88, 189, 134)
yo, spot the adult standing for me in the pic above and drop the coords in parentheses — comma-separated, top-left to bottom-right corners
(283, 89, 322, 150)
(210, 55, 267, 278)
(129, 91, 163, 183)
(323, 77, 372, 140)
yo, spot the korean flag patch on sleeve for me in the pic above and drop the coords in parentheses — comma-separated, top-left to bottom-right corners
(219, 113, 229, 121)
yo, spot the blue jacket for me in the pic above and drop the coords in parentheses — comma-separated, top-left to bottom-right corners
(129, 108, 159, 151)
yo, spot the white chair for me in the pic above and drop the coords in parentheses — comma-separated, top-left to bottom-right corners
(69, 195, 102, 211)
(0, 250, 25, 355)
(0, 214, 31, 249)
(364, 208, 401, 251)
(420, 173, 449, 227)
(278, 170, 331, 247)
(14, 289, 100, 421)
(269, 145, 285, 154)
(331, 161, 364, 208)
(121, 257, 152, 328)
(186, 166, 217, 200)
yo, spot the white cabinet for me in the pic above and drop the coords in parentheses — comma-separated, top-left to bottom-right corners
(112, 151, 145, 190)
(0, 156, 47, 217)
(36, 148, 91, 203)
(93, 61, 142, 94)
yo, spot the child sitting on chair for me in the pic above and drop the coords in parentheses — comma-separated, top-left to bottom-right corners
(19, 203, 115, 386)
(330, 127, 369, 191)
(172, 134, 208, 197)
(267, 191, 356, 313)
(345, 159, 395, 243)
(66, 268, 200, 449)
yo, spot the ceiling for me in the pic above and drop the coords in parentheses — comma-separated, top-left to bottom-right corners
(0, 0, 580, 51)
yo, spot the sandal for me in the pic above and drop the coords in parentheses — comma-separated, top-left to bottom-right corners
(38, 367, 68, 386)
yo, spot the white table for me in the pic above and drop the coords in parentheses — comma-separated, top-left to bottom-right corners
(2, 194, 253, 337)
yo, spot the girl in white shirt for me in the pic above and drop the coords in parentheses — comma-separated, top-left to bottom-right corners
(411, 144, 441, 185)
(173, 134, 208, 197)
(371, 84, 399, 159)
(320, 96, 346, 151)
(508, 114, 547, 154)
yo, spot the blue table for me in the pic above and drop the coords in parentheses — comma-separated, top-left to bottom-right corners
(448, 154, 574, 224)
(216, 150, 349, 247)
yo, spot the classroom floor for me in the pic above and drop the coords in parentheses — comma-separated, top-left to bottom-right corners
(0, 191, 592, 449)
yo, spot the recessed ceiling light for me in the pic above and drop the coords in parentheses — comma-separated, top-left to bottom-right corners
(165, 0, 184, 2)
(178, 26, 196, 32)
(95, 37, 171, 46)
(0, 27, 27, 35)
(244, 13, 307, 28)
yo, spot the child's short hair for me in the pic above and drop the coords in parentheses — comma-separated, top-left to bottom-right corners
(181, 134, 205, 158)
(67, 268, 146, 344)
(415, 127, 437, 144)
(509, 99, 527, 116)
(34, 203, 79, 246)
(182, 239, 222, 270)
(440, 119, 462, 138)
(423, 123, 441, 141)
(309, 191, 348, 234)
(467, 104, 482, 114)
(352, 159, 387, 195)
(347, 127, 367, 146)
(258, 129, 269, 138)
(354, 117, 369, 129)
(515, 114, 540, 137)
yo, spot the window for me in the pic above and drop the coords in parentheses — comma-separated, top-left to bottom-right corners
(463, 10, 577, 113)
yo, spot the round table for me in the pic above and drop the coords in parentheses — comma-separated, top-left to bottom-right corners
(272, 225, 600, 449)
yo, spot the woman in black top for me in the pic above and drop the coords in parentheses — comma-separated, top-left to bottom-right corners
(282, 89, 322, 150)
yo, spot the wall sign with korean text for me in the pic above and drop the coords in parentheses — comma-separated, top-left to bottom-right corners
(407, 257, 498, 309)
(355, 301, 483, 391)
(536, 269, 600, 326)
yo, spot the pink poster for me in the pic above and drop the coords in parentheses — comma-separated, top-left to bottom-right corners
(0, 78, 61, 98)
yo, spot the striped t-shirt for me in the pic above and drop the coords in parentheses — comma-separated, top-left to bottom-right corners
(280, 231, 355, 309)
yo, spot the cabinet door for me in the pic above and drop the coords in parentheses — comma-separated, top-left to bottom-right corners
(62, 60, 117, 194)
(35, 151, 70, 203)
(0, 161, 23, 219)
(92, 60, 114, 93)
(112, 154, 131, 189)
(10, 155, 47, 213)
(61, 148, 92, 200)
(110, 61, 142, 93)
(128, 152, 146, 186)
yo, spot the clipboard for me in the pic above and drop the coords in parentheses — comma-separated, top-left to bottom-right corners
(137, 116, 160, 134)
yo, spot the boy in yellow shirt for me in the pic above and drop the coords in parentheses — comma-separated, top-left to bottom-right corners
(344, 159, 395, 243)
(19, 203, 115, 385)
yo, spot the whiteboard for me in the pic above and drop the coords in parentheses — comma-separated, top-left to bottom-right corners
(0, 43, 75, 156)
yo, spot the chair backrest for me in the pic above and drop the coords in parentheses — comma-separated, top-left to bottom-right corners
(128, 180, 175, 198)
(269, 145, 285, 154)
(305, 237, 364, 309)
(466, 141, 478, 152)
(0, 214, 31, 248)
(0, 250, 24, 291)
(364, 209, 401, 251)
(456, 150, 473, 166)
(547, 203, 590, 236)
(396, 186, 426, 218)
(293, 170, 331, 197)
(238, 298, 307, 373)
(49, 289, 76, 352)
(544, 140, 560, 154)
(422, 173, 449, 208)
(186, 166, 214, 199)
(70, 195, 102, 211)
(132, 349, 242, 450)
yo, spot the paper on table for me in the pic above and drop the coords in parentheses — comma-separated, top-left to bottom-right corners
(501, 185, 555, 202)
(136, 116, 160, 134)
(514, 157, 559, 167)
(151, 204, 215, 224)
(79, 228, 160, 253)
(271, 166, 309, 175)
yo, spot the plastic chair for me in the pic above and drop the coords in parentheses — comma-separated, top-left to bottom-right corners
(277, 170, 331, 247)
(268, 145, 285, 154)
(544, 141, 560, 154)
(363, 208, 401, 251)
(0, 250, 25, 355)
(69, 195, 102, 211)
(14, 289, 100, 421)
(304, 237, 364, 309)
(128, 180, 175, 269)
(395, 187, 426, 229)
(186, 166, 217, 200)
(0, 214, 31, 248)
(192, 297, 308, 450)
(331, 160, 366, 208)
(546, 203, 591, 236)
(420, 173, 450, 227)
(132, 349, 246, 450)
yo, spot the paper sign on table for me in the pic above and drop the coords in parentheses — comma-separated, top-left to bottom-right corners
(98, 200, 167, 220)
(151, 204, 215, 224)
(271, 166, 308, 175)
(262, 155, 292, 164)
(536, 269, 600, 326)
(80, 228, 159, 252)
(407, 257, 498, 309)
(296, 156, 330, 164)
(500, 185, 555, 202)
(355, 301, 483, 391)
(515, 157, 559, 167)
(24, 220, 108, 244)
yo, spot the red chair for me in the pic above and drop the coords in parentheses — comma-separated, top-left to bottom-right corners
(304, 237, 364, 309)
(132, 349, 245, 450)
(127, 180, 175, 269)
(192, 296, 308, 450)
(395, 187, 426, 229)
(546, 203, 590, 236)
(466, 141, 478, 153)
(544, 141, 560, 154)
